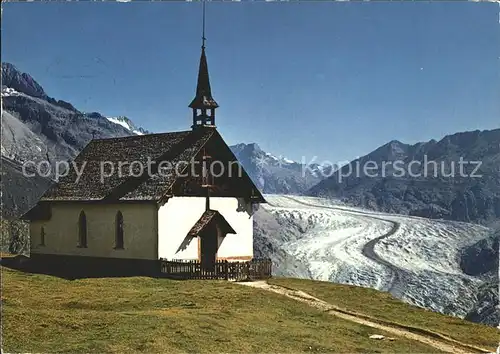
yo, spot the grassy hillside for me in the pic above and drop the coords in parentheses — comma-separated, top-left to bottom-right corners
(0, 266, 494, 353)
(269, 278, 498, 351)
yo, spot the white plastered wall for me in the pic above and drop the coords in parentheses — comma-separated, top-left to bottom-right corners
(157, 197, 254, 260)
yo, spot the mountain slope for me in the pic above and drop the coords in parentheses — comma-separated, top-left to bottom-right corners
(1, 63, 146, 168)
(2, 62, 47, 99)
(308, 129, 500, 224)
(1, 156, 53, 219)
(1, 110, 47, 164)
(230, 143, 327, 195)
(461, 228, 499, 327)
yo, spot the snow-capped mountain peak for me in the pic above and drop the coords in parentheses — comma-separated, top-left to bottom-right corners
(264, 152, 295, 165)
(229, 142, 328, 195)
(106, 116, 149, 136)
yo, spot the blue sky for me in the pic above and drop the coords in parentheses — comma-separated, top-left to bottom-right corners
(2, 1, 499, 163)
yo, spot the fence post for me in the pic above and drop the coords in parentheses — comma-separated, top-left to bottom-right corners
(224, 260, 229, 280)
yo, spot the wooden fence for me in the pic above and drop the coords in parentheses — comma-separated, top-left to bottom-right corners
(159, 258, 272, 281)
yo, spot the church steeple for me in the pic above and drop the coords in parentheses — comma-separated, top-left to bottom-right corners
(189, 1, 218, 129)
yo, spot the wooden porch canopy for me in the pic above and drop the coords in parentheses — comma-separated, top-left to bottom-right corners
(187, 209, 236, 237)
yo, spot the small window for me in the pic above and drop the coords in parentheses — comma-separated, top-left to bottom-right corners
(40, 227, 45, 246)
(115, 211, 124, 249)
(78, 211, 87, 248)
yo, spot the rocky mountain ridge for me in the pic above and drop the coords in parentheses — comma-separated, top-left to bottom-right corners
(229, 142, 330, 195)
(308, 129, 500, 224)
(1, 63, 138, 168)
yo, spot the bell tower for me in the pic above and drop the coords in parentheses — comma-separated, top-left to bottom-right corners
(189, 1, 218, 129)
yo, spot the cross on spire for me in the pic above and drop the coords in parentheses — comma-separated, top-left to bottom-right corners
(202, 0, 206, 49)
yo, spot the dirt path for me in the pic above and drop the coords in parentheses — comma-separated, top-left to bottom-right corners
(240, 280, 492, 354)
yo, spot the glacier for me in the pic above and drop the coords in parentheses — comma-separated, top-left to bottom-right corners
(254, 195, 494, 319)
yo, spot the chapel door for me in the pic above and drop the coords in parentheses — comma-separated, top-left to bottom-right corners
(200, 223, 217, 272)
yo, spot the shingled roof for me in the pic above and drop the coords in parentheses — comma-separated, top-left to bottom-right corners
(187, 209, 236, 237)
(41, 128, 216, 201)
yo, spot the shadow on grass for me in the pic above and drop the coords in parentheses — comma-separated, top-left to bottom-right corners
(0, 255, 160, 280)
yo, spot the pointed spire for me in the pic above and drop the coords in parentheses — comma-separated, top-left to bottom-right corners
(189, 47, 218, 109)
(189, 0, 218, 111)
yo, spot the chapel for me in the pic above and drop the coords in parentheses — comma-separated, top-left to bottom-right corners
(24, 18, 266, 277)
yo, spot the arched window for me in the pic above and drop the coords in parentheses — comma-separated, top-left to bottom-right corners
(78, 211, 87, 248)
(115, 211, 124, 249)
(40, 227, 45, 246)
